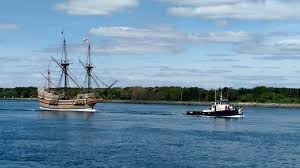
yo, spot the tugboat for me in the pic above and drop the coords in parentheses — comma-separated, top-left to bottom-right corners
(186, 90, 243, 117)
(38, 34, 117, 112)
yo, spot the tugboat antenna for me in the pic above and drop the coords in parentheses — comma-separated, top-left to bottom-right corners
(214, 89, 217, 104)
(220, 88, 223, 101)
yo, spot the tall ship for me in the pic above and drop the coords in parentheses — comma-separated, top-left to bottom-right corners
(38, 35, 117, 112)
(186, 89, 244, 117)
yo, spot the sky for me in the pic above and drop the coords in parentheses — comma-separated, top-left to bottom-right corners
(1, 0, 300, 89)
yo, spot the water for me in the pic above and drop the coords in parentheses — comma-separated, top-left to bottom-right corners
(0, 100, 299, 168)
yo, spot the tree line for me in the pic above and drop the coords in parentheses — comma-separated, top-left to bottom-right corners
(1, 86, 300, 104)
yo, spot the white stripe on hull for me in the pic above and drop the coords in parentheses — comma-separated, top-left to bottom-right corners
(40, 106, 96, 112)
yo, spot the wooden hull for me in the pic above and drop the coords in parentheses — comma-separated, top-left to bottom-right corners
(39, 99, 103, 111)
(39, 98, 103, 112)
(38, 89, 103, 112)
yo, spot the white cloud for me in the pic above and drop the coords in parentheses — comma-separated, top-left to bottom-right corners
(54, 0, 139, 15)
(161, 0, 300, 20)
(160, 0, 241, 6)
(213, 20, 229, 26)
(92, 39, 183, 55)
(0, 23, 18, 30)
(89, 26, 300, 61)
(237, 37, 300, 59)
(88, 26, 251, 54)
(191, 31, 251, 43)
(89, 26, 186, 54)
(89, 26, 186, 40)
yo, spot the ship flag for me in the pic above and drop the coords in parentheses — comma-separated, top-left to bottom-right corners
(82, 37, 89, 44)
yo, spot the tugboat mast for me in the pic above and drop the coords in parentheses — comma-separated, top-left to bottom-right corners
(220, 88, 223, 101)
(214, 89, 217, 105)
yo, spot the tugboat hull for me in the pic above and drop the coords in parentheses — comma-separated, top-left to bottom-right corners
(186, 109, 243, 117)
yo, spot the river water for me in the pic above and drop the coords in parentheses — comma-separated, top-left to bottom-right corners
(0, 100, 299, 168)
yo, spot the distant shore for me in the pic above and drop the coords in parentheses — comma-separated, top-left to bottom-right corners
(103, 100, 300, 109)
(2, 98, 300, 109)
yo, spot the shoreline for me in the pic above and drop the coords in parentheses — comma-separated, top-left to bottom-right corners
(103, 100, 300, 109)
(2, 98, 300, 109)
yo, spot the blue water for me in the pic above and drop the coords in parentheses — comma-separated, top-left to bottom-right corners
(0, 100, 299, 168)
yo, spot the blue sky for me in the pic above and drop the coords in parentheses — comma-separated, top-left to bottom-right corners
(1, 0, 300, 88)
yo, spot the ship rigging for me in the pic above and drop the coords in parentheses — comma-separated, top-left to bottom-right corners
(38, 34, 117, 112)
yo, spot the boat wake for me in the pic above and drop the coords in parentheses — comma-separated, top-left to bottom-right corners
(219, 115, 245, 118)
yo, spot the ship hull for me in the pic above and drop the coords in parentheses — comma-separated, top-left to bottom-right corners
(40, 106, 96, 112)
(186, 109, 243, 117)
(38, 88, 103, 112)
(38, 99, 102, 112)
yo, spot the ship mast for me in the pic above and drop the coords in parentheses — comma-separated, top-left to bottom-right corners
(47, 64, 52, 89)
(79, 38, 118, 90)
(80, 38, 101, 89)
(61, 38, 70, 88)
(51, 32, 81, 88)
(86, 42, 93, 89)
(41, 63, 57, 90)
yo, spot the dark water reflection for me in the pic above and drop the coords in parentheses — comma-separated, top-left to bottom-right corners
(0, 100, 299, 168)
(39, 111, 95, 120)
